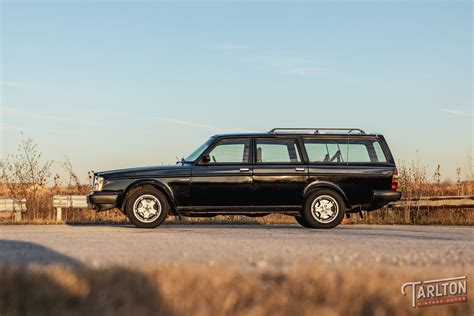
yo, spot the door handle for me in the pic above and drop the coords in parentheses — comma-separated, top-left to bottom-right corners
(295, 168, 306, 172)
(240, 168, 250, 172)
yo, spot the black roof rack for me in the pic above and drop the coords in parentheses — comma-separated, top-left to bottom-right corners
(269, 128, 366, 134)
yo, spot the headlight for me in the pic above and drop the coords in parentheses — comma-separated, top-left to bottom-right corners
(93, 176, 104, 192)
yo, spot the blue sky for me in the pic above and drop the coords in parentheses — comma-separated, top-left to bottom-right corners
(1, 1, 472, 181)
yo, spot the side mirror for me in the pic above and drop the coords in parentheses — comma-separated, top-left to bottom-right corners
(201, 155, 211, 164)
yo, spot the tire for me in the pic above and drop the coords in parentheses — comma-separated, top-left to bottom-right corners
(302, 189, 346, 229)
(294, 216, 312, 228)
(125, 187, 169, 228)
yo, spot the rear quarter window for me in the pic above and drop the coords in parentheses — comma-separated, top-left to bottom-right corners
(303, 138, 388, 163)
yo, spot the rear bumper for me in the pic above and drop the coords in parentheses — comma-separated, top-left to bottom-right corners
(372, 190, 402, 204)
(87, 191, 120, 211)
(357, 190, 401, 212)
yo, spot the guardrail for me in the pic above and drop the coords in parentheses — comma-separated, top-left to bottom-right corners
(0, 199, 27, 222)
(0, 195, 473, 223)
(52, 195, 88, 222)
(388, 195, 474, 209)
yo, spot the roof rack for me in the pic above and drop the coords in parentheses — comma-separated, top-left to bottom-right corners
(269, 128, 366, 134)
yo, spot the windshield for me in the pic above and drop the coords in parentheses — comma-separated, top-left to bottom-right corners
(185, 137, 215, 162)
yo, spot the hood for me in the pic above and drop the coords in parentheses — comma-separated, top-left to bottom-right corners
(97, 163, 192, 179)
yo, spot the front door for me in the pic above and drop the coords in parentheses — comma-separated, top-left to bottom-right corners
(252, 138, 308, 207)
(191, 138, 253, 207)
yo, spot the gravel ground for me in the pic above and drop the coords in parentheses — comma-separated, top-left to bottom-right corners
(0, 224, 472, 270)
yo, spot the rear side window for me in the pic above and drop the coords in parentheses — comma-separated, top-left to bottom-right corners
(303, 139, 388, 163)
(256, 138, 302, 163)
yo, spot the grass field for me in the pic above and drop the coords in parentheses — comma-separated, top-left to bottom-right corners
(0, 264, 471, 316)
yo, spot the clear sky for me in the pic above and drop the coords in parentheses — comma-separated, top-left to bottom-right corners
(1, 1, 472, 181)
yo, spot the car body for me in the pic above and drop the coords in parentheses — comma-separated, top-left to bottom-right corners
(88, 128, 401, 228)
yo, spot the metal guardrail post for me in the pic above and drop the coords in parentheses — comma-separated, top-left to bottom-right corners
(56, 207, 62, 222)
(0, 199, 27, 222)
(13, 210, 22, 222)
(52, 195, 88, 222)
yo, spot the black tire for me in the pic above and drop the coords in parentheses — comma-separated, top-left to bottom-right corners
(302, 189, 346, 229)
(125, 187, 169, 228)
(294, 216, 312, 228)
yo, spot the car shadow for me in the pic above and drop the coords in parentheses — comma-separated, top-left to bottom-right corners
(65, 222, 303, 229)
(65, 222, 134, 228)
(164, 223, 302, 229)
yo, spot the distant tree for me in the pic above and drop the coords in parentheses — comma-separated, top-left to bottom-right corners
(0, 135, 52, 215)
(433, 164, 441, 195)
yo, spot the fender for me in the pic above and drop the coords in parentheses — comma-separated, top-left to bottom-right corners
(303, 181, 350, 207)
(120, 179, 177, 210)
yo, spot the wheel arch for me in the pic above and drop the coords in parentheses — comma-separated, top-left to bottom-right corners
(303, 181, 351, 208)
(119, 179, 177, 214)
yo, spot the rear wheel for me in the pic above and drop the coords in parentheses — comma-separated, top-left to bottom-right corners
(294, 216, 312, 228)
(302, 189, 346, 229)
(125, 187, 169, 228)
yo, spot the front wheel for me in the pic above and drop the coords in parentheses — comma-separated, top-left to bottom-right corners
(302, 190, 346, 229)
(125, 187, 169, 228)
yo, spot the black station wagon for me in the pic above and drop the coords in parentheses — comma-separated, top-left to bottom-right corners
(88, 128, 401, 228)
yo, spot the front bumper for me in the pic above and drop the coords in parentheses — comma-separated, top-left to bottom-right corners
(372, 190, 402, 204)
(87, 191, 120, 211)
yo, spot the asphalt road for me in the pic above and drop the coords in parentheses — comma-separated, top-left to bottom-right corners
(0, 224, 472, 270)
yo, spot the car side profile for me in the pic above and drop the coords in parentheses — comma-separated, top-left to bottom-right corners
(88, 128, 401, 228)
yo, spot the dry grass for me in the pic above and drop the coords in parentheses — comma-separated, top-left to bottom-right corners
(1, 202, 473, 226)
(1, 207, 472, 226)
(0, 264, 471, 316)
(345, 208, 474, 225)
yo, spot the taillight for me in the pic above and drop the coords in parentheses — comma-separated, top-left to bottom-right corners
(392, 167, 399, 190)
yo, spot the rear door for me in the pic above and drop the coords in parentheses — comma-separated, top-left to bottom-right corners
(252, 137, 308, 207)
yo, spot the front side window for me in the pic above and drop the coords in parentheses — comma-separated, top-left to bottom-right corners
(207, 138, 250, 164)
(256, 138, 302, 163)
(303, 138, 388, 163)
